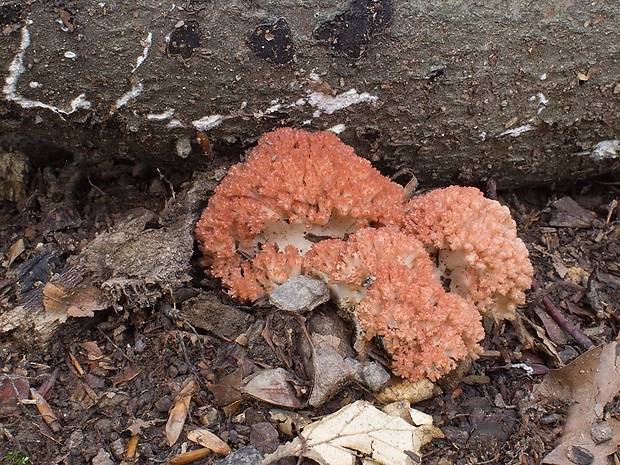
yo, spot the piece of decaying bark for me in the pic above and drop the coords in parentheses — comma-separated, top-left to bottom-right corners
(0, 173, 216, 344)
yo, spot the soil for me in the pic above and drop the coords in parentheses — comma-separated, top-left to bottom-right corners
(1, 148, 619, 465)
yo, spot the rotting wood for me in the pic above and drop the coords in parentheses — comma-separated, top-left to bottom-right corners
(0, 0, 619, 187)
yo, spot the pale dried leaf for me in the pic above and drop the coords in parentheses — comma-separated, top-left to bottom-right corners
(373, 377, 439, 405)
(43, 282, 106, 317)
(179, 378, 200, 397)
(262, 400, 442, 465)
(242, 368, 302, 409)
(6, 238, 25, 267)
(165, 378, 200, 446)
(187, 429, 231, 456)
(126, 418, 156, 436)
(165, 395, 192, 447)
(381, 401, 434, 427)
(535, 342, 620, 464)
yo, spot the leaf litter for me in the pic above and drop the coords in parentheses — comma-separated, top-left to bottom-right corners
(535, 341, 620, 464)
(1, 149, 620, 464)
(262, 400, 443, 465)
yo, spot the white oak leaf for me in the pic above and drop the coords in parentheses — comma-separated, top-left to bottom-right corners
(262, 400, 442, 465)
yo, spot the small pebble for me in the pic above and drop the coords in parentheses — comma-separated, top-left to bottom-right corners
(92, 448, 115, 465)
(539, 413, 563, 425)
(65, 429, 84, 455)
(590, 423, 613, 444)
(269, 276, 330, 313)
(109, 438, 125, 461)
(250, 422, 280, 454)
(358, 362, 390, 392)
(154, 396, 173, 412)
(217, 445, 263, 465)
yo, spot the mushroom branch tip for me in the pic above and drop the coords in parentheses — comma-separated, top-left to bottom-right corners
(195, 128, 534, 381)
(307, 227, 484, 381)
(403, 186, 534, 321)
(195, 127, 404, 301)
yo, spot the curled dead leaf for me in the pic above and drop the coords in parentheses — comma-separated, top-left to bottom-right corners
(43, 282, 106, 317)
(5, 238, 25, 267)
(30, 388, 61, 433)
(187, 429, 231, 456)
(242, 368, 303, 409)
(535, 342, 620, 464)
(169, 447, 212, 465)
(374, 377, 440, 405)
(262, 400, 443, 465)
(124, 434, 139, 460)
(165, 378, 200, 447)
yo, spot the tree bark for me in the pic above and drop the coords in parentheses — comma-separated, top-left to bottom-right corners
(1, 0, 619, 187)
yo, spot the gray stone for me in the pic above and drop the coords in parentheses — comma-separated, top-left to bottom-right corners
(590, 423, 613, 444)
(269, 276, 330, 313)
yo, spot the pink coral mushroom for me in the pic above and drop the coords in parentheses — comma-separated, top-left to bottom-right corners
(403, 186, 533, 320)
(196, 128, 533, 381)
(195, 127, 404, 301)
(307, 228, 484, 381)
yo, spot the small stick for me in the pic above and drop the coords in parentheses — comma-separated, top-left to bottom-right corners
(531, 278, 594, 350)
(486, 179, 497, 201)
(38, 366, 60, 399)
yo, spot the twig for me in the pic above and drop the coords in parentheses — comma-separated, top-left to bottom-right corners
(158, 168, 176, 200)
(531, 278, 594, 350)
(38, 366, 60, 399)
(97, 328, 137, 363)
(486, 179, 497, 201)
(176, 331, 207, 391)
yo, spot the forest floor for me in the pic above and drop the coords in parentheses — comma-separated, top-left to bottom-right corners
(0, 148, 619, 465)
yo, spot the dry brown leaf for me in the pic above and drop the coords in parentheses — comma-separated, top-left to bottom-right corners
(79, 341, 104, 361)
(126, 418, 156, 436)
(262, 400, 443, 465)
(112, 365, 142, 387)
(30, 388, 61, 433)
(208, 368, 243, 409)
(169, 447, 212, 465)
(535, 342, 620, 464)
(58, 9, 74, 32)
(242, 368, 302, 409)
(165, 378, 200, 447)
(576, 67, 600, 82)
(5, 238, 25, 267)
(0, 374, 30, 417)
(269, 409, 311, 437)
(187, 429, 231, 456)
(43, 282, 106, 317)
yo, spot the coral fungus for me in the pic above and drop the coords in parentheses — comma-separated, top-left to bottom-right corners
(195, 127, 404, 301)
(196, 128, 533, 381)
(403, 186, 533, 320)
(307, 228, 484, 381)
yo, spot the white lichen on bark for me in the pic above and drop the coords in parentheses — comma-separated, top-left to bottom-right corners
(3, 25, 92, 115)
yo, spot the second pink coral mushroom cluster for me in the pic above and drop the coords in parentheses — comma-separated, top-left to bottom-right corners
(195, 128, 533, 381)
